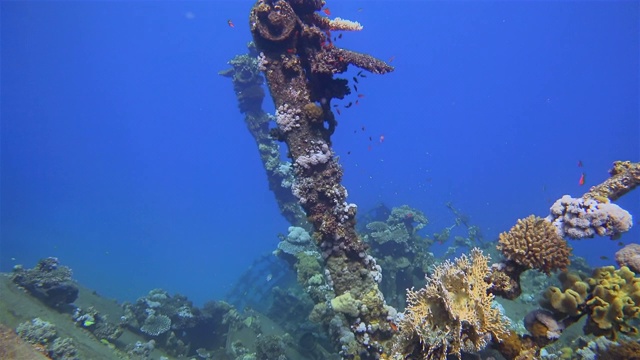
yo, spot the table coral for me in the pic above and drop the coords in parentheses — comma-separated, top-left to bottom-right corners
(497, 215, 571, 275)
(391, 248, 509, 360)
(140, 314, 171, 337)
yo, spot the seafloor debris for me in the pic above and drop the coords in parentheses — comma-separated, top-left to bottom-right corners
(11, 257, 79, 308)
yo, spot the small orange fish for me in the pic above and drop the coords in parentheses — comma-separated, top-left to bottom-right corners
(357, 94, 365, 98)
(388, 55, 395, 63)
(578, 173, 585, 186)
(577, 160, 583, 167)
(227, 19, 235, 28)
(389, 321, 398, 332)
(379, 135, 385, 143)
(323, 8, 331, 15)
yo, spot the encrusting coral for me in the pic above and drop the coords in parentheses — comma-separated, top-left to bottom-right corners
(583, 160, 640, 202)
(249, 0, 394, 357)
(391, 248, 509, 360)
(497, 215, 571, 275)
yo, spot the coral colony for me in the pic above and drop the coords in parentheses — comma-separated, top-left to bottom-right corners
(7, 1, 640, 359)
(242, 1, 640, 359)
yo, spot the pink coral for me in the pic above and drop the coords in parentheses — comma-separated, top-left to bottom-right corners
(615, 244, 640, 273)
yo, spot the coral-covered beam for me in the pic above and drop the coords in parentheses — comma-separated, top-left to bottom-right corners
(583, 160, 640, 202)
(250, 0, 394, 357)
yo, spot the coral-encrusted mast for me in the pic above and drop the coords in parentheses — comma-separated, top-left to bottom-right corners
(583, 160, 640, 202)
(250, 0, 393, 357)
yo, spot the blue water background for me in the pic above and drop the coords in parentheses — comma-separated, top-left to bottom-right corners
(2, 1, 638, 306)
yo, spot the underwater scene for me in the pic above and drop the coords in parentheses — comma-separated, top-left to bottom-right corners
(1, 1, 639, 359)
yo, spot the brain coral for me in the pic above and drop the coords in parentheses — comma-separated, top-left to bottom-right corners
(392, 248, 509, 360)
(497, 215, 571, 275)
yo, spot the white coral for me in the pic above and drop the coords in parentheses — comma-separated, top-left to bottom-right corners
(546, 195, 633, 239)
(295, 143, 332, 169)
(275, 103, 301, 132)
(329, 17, 363, 31)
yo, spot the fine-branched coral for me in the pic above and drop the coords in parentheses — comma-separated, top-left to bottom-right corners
(391, 248, 510, 360)
(497, 215, 571, 275)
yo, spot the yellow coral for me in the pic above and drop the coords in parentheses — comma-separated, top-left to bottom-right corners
(331, 292, 361, 317)
(584, 266, 640, 339)
(544, 272, 589, 316)
(544, 287, 585, 316)
(497, 215, 571, 275)
(391, 248, 509, 360)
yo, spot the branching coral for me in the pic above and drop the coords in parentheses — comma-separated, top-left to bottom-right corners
(391, 248, 509, 360)
(497, 215, 571, 275)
